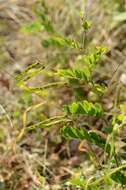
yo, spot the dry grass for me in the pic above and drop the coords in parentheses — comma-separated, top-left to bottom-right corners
(0, 0, 126, 189)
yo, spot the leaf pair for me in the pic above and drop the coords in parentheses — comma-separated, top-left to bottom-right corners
(58, 66, 91, 82)
(42, 36, 80, 49)
(61, 126, 110, 152)
(76, 46, 107, 70)
(64, 100, 103, 117)
(15, 62, 45, 86)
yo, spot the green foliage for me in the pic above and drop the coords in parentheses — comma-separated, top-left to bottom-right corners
(111, 171, 126, 186)
(57, 46, 107, 85)
(80, 11, 92, 31)
(66, 172, 86, 189)
(21, 0, 54, 34)
(92, 83, 107, 95)
(15, 62, 42, 84)
(60, 126, 109, 151)
(15, 2, 126, 189)
(58, 66, 91, 82)
(34, 0, 54, 33)
(64, 100, 103, 116)
(21, 21, 44, 33)
(60, 125, 91, 141)
(82, 19, 92, 30)
(76, 46, 107, 69)
(42, 36, 80, 49)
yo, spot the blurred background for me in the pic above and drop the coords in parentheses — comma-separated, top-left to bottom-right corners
(0, 0, 126, 189)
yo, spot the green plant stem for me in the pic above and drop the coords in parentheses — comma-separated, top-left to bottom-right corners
(87, 143, 102, 169)
(27, 117, 71, 131)
(26, 81, 67, 91)
(82, 30, 87, 51)
(88, 163, 126, 187)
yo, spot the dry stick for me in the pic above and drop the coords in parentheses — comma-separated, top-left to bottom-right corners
(0, 65, 16, 80)
(35, 159, 55, 177)
(43, 139, 48, 178)
(0, 104, 13, 128)
(103, 64, 122, 163)
(108, 66, 123, 165)
(0, 104, 17, 154)
(82, 0, 88, 51)
(27, 117, 71, 131)
(16, 101, 47, 142)
(107, 63, 121, 93)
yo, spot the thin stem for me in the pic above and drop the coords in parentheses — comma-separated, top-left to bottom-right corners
(82, 30, 87, 50)
(27, 118, 71, 131)
(26, 81, 67, 91)
(89, 163, 126, 187)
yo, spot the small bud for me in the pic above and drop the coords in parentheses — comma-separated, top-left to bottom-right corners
(82, 20, 92, 30)
(80, 11, 84, 19)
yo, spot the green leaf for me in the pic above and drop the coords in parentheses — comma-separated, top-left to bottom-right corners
(68, 173, 86, 188)
(60, 126, 91, 141)
(89, 131, 106, 149)
(80, 11, 92, 31)
(93, 84, 107, 95)
(21, 21, 44, 33)
(58, 66, 91, 82)
(64, 100, 103, 117)
(111, 171, 126, 185)
(61, 126, 110, 152)
(42, 36, 80, 49)
(76, 46, 107, 70)
(69, 102, 79, 114)
(35, 1, 54, 33)
(15, 62, 45, 86)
